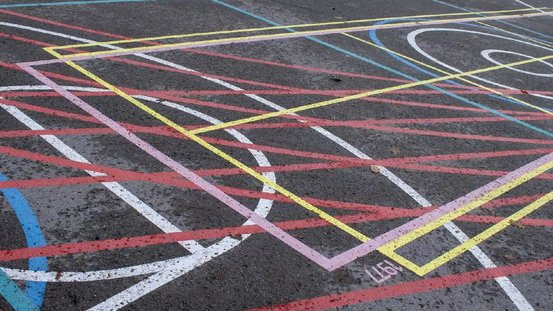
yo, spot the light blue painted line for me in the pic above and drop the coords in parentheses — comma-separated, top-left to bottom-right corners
(368, 19, 553, 133)
(0, 268, 38, 311)
(0, 0, 154, 9)
(0, 174, 47, 308)
(212, 0, 409, 78)
(368, 18, 553, 112)
(212, 0, 553, 138)
(433, 0, 553, 43)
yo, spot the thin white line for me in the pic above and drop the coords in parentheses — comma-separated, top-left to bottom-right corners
(88, 237, 241, 311)
(407, 28, 553, 104)
(407, 27, 535, 310)
(515, 0, 552, 16)
(0, 97, 205, 253)
(0, 89, 275, 284)
(3, 21, 531, 310)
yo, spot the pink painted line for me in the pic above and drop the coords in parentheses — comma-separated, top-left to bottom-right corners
(325, 151, 553, 270)
(18, 63, 334, 270)
(18, 60, 553, 272)
(20, 10, 553, 64)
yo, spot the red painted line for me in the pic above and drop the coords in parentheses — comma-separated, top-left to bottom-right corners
(0, 144, 550, 223)
(114, 57, 302, 91)
(0, 10, 470, 91)
(393, 163, 553, 180)
(2, 59, 545, 124)
(0, 140, 549, 216)
(0, 98, 103, 124)
(365, 124, 553, 145)
(2, 156, 551, 193)
(0, 200, 550, 262)
(1, 130, 551, 185)
(2, 94, 551, 146)
(5, 98, 551, 165)
(366, 96, 545, 116)
(2, 86, 545, 118)
(0, 32, 51, 47)
(109, 93, 553, 145)
(483, 194, 544, 208)
(0, 91, 110, 98)
(458, 214, 553, 227)
(2, 114, 551, 141)
(0, 32, 306, 94)
(187, 49, 503, 92)
(249, 256, 553, 310)
(0, 9, 129, 39)
(147, 88, 553, 97)
(209, 115, 553, 129)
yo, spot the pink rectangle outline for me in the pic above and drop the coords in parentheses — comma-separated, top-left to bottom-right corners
(17, 60, 553, 272)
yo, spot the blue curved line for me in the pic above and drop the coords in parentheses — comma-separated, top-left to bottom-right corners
(368, 19, 553, 137)
(0, 174, 47, 308)
(213, 0, 553, 138)
(369, 18, 553, 112)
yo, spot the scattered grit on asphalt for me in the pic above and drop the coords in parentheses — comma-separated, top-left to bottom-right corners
(0, 0, 553, 310)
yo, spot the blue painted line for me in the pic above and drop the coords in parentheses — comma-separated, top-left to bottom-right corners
(0, 174, 47, 308)
(368, 18, 553, 112)
(433, 0, 553, 43)
(367, 19, 553, 137)
(0, 269, 38, 311)
(0, 0, 154, 9)
(212, 0, 553, 138)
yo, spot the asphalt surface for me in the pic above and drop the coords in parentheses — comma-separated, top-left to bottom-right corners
(1, 0, 553, 310)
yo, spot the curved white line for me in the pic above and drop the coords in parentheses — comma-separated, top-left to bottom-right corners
(0, 86, 274, 283)
(2, 21, 533, 310)
(481, 49, 553, 77)
(407, 27, 537, 310)
(407, 27, 553, 103)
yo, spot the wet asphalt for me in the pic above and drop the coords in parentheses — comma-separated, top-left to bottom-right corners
(0, 0, 553, 310)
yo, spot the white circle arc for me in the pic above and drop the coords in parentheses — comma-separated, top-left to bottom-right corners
(481, 49, 553, 77)
(0, 85, 276, 282)
(407, 27, 553, 102)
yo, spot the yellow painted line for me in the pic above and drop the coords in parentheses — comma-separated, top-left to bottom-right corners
(191, 53, 553, 135)
(475, 20, 553, 49)
(60, 59, 372, 242)
(45, 10, 553, 59)
(416, 191, 553, 275)
(343, 33, 553, 115)
(379, 159, 553, 253)
(49, 7, 546, 50)
(55, 58, 553, 276)
(55, 58, 430, 272)
(45, 24, 553, 274)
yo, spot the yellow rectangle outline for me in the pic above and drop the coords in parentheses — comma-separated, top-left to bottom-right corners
(43, 38, 553, 275)
(189, 53, 553, 135)
(421, 190, 553, 275)
(46, 6, 545, 52)
(343, 33, 553, 116)
(380, 166, 553, 275)
(44, 9, 553, 60)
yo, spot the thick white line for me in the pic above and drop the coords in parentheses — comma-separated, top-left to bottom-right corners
(88, 237, 241, 311)
(3, 21, 531, 309)
(515, 0, 552, 16)
(408, 27, 553, 104)
(0, 99, 205, 253)
(0, 88, 275, 284)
